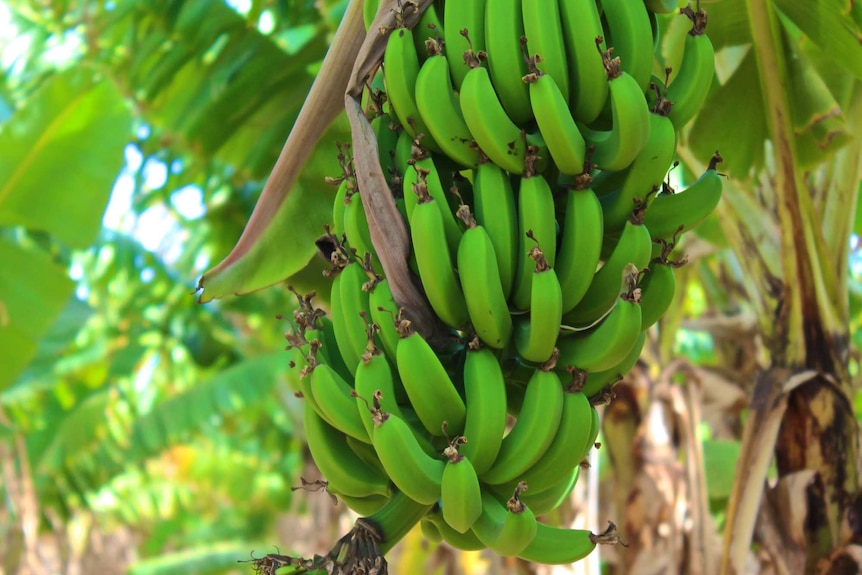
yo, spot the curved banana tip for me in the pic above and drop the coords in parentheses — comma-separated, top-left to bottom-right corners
(591, 520, 627, 548)
(708, 150, 723, 171)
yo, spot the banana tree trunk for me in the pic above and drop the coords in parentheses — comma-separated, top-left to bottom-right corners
(601, 359, 720, 575)
(717, 1, 862, 572)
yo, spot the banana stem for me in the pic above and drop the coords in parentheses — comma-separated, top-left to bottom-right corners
(360, 491, 434, 555)
(345, 0, 446, 342)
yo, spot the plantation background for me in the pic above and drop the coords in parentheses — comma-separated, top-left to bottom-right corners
(1, 0, 861, 574)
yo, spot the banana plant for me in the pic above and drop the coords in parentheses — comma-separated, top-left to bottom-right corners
(196, 0, 862, 572)
(649, 1, 862, 573)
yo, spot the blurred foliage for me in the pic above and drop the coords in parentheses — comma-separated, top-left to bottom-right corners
(0, 1, 347, 572)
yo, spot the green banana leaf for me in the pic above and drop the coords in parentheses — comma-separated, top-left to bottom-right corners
(689, 48, 767, 179)
(702, 0, 750, 50)
(36, 352, 289, 499)
(195, 0, 366, 302)
(703, 438, 741, 502)
(0, 238, 74, 392)
(196, 118, 348, 303)
(0, 68, 131, 391)
(686, 0, 858, 177)
(778, 14, 852, 168)
(775, 0, 862, 80)
(116, 0, 331, 179)
(0, 68, 130, 248)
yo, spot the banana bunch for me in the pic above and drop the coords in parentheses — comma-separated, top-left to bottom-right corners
(284, 0, 725, 567)
(287, 287, 607, 563)
(374, 0, 723, 350)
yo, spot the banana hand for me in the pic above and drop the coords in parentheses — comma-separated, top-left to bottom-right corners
(303, 402, 390, 499)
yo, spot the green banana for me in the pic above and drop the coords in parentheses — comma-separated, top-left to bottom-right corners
(517, 523, 603, 564)
(497, 496, 538, 546)
(287, 333, 326, 419)
(440, 439, 483, 533)
(600, 111, 676, 231)
(339, 257, 377, 368)
(482, 361, 564, 485)
(666, 9, 715, 130)
(331, 178, 350, 238)
(473, 160, 518, 297)
(526, 67, 586, 175)
(383, 27, 441, 152)
(460, 342, 508, 475)
(372, 409, 445, 505)
(410, 185, 469, 329)
(506, 382, 592, 493)
(639, 239, 684, 330)
(648, 7, 661, 53)
(396, 323, 467, 436)
(345, 434, 387, 476)
(363, 0, 379, 31)
(581, 330, 646, 398)
(558, 290, 643, 373)
(402, 156, 463, 254)
(443, 0, 486, 89)
(420, 516, 443, 543)
(425, 510, 486, 551)
(514, 244, 563, 363)
(343, 187, 377, 264)
(522, 0, 569, 103)
(557, 185, 604, 314)
(412, 2, 444, 60)
(329, 261, 361, 376)
(511, 169, 557, 311)
(372, 112, 400, 189)
(563, 217, 652, 326)
(580, 58, 650, 172)
(559, 0, 609, 123)
(308, 360, 371, 444)
(459, 64, 546, 175)
(354, 331, 406, 439)
(307, 314, 351, 382)
(483, 0, 532, 125)
(303, 402, 390, 498)
(283, 291, 326, 363)
(336, 492, 389, 516)
(520, 466, 580, 516)
(456, 205, 513, 349)
(367, 278, 401, 367)
(472, 485, 537, 557)
(601, 0, 655, 91)
(643, 151, 723, 239)
(415, 39, 481, 168)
